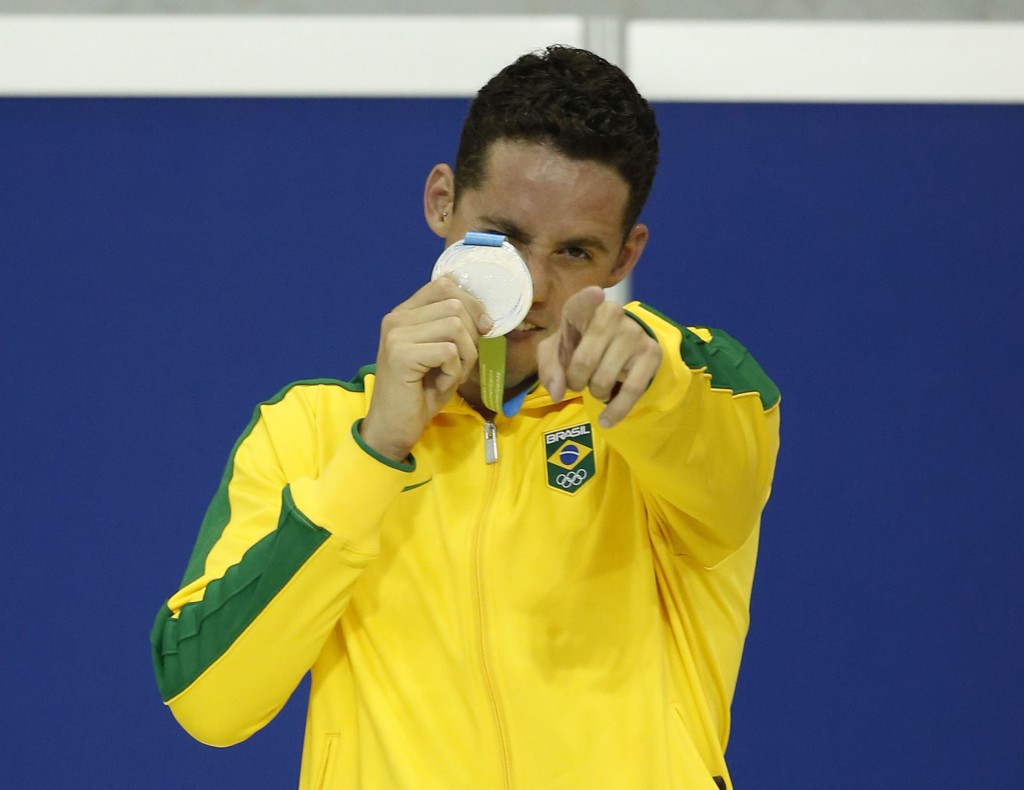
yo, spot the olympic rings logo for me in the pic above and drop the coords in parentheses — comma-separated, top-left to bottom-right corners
(555, 469, 588, 488)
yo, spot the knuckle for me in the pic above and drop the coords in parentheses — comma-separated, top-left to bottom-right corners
(434, 278, 460, 297)
(569, 350, 597, 373)
(443, 297, 465, 315)
(590, 371, 616, 395)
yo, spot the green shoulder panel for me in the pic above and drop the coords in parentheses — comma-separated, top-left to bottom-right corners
(179, 369, 374, 587)
(633, 303, 780, 410)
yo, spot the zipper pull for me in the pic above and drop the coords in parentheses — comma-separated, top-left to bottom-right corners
(484, 420, 498, 464)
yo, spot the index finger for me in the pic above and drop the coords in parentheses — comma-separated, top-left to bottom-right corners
(556, 286, 607, 366)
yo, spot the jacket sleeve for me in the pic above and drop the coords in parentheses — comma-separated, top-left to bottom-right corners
(586, 303, 781, 567)
(150, 380, 417, 747)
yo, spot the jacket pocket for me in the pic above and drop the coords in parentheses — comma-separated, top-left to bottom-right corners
(670, 703, 730, 790)
(312, 733, 340, 790)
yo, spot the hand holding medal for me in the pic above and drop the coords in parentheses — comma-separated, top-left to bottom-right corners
(431, 232, 533, 413)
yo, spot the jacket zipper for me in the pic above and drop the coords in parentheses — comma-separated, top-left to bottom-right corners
(474, 419, 512, 788)
(484, 419, 498, 464)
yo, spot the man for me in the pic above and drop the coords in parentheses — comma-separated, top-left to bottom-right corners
(152, 46, 780, 789)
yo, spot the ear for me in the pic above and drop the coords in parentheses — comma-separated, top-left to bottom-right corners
(424, 163, 455, 238)
(605, 224, 649, 287)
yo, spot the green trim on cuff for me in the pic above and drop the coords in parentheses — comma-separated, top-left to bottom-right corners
(351, 419, 416, 473)
(623, 307, 658, 340)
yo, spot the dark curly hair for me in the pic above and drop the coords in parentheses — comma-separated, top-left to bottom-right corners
(454, 45, 659, 231)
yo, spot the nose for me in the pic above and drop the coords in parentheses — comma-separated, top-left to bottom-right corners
(524, 251, 548, 304)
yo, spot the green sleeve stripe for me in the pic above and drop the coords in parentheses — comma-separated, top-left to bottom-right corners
(150, 486, 330, 701)
(179, 370, 373, 587)
(634, 303, 781, 410)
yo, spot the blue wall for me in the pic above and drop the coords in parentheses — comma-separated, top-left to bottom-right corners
(1, 98, 1021, 788)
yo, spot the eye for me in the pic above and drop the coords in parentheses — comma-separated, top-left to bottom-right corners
(560, 246, 591, 261)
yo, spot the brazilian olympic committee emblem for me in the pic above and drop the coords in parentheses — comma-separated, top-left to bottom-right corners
(544, 423, 596, 495)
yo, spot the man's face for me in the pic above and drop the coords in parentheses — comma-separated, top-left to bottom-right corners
(442, 139, 647, 395)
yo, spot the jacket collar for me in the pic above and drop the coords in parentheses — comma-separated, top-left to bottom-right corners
(442, 381, 581, 418)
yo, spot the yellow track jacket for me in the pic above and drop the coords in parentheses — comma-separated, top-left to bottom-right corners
(151, 303, 781, 790)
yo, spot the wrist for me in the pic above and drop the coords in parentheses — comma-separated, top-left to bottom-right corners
(357, 416, 415, 466)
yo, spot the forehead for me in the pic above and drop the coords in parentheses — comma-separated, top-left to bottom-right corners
(466, 139, 630, 237)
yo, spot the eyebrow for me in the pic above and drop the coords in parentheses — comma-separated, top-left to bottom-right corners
(476, 215, 609, 253)
(477, 215, 533, 245)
